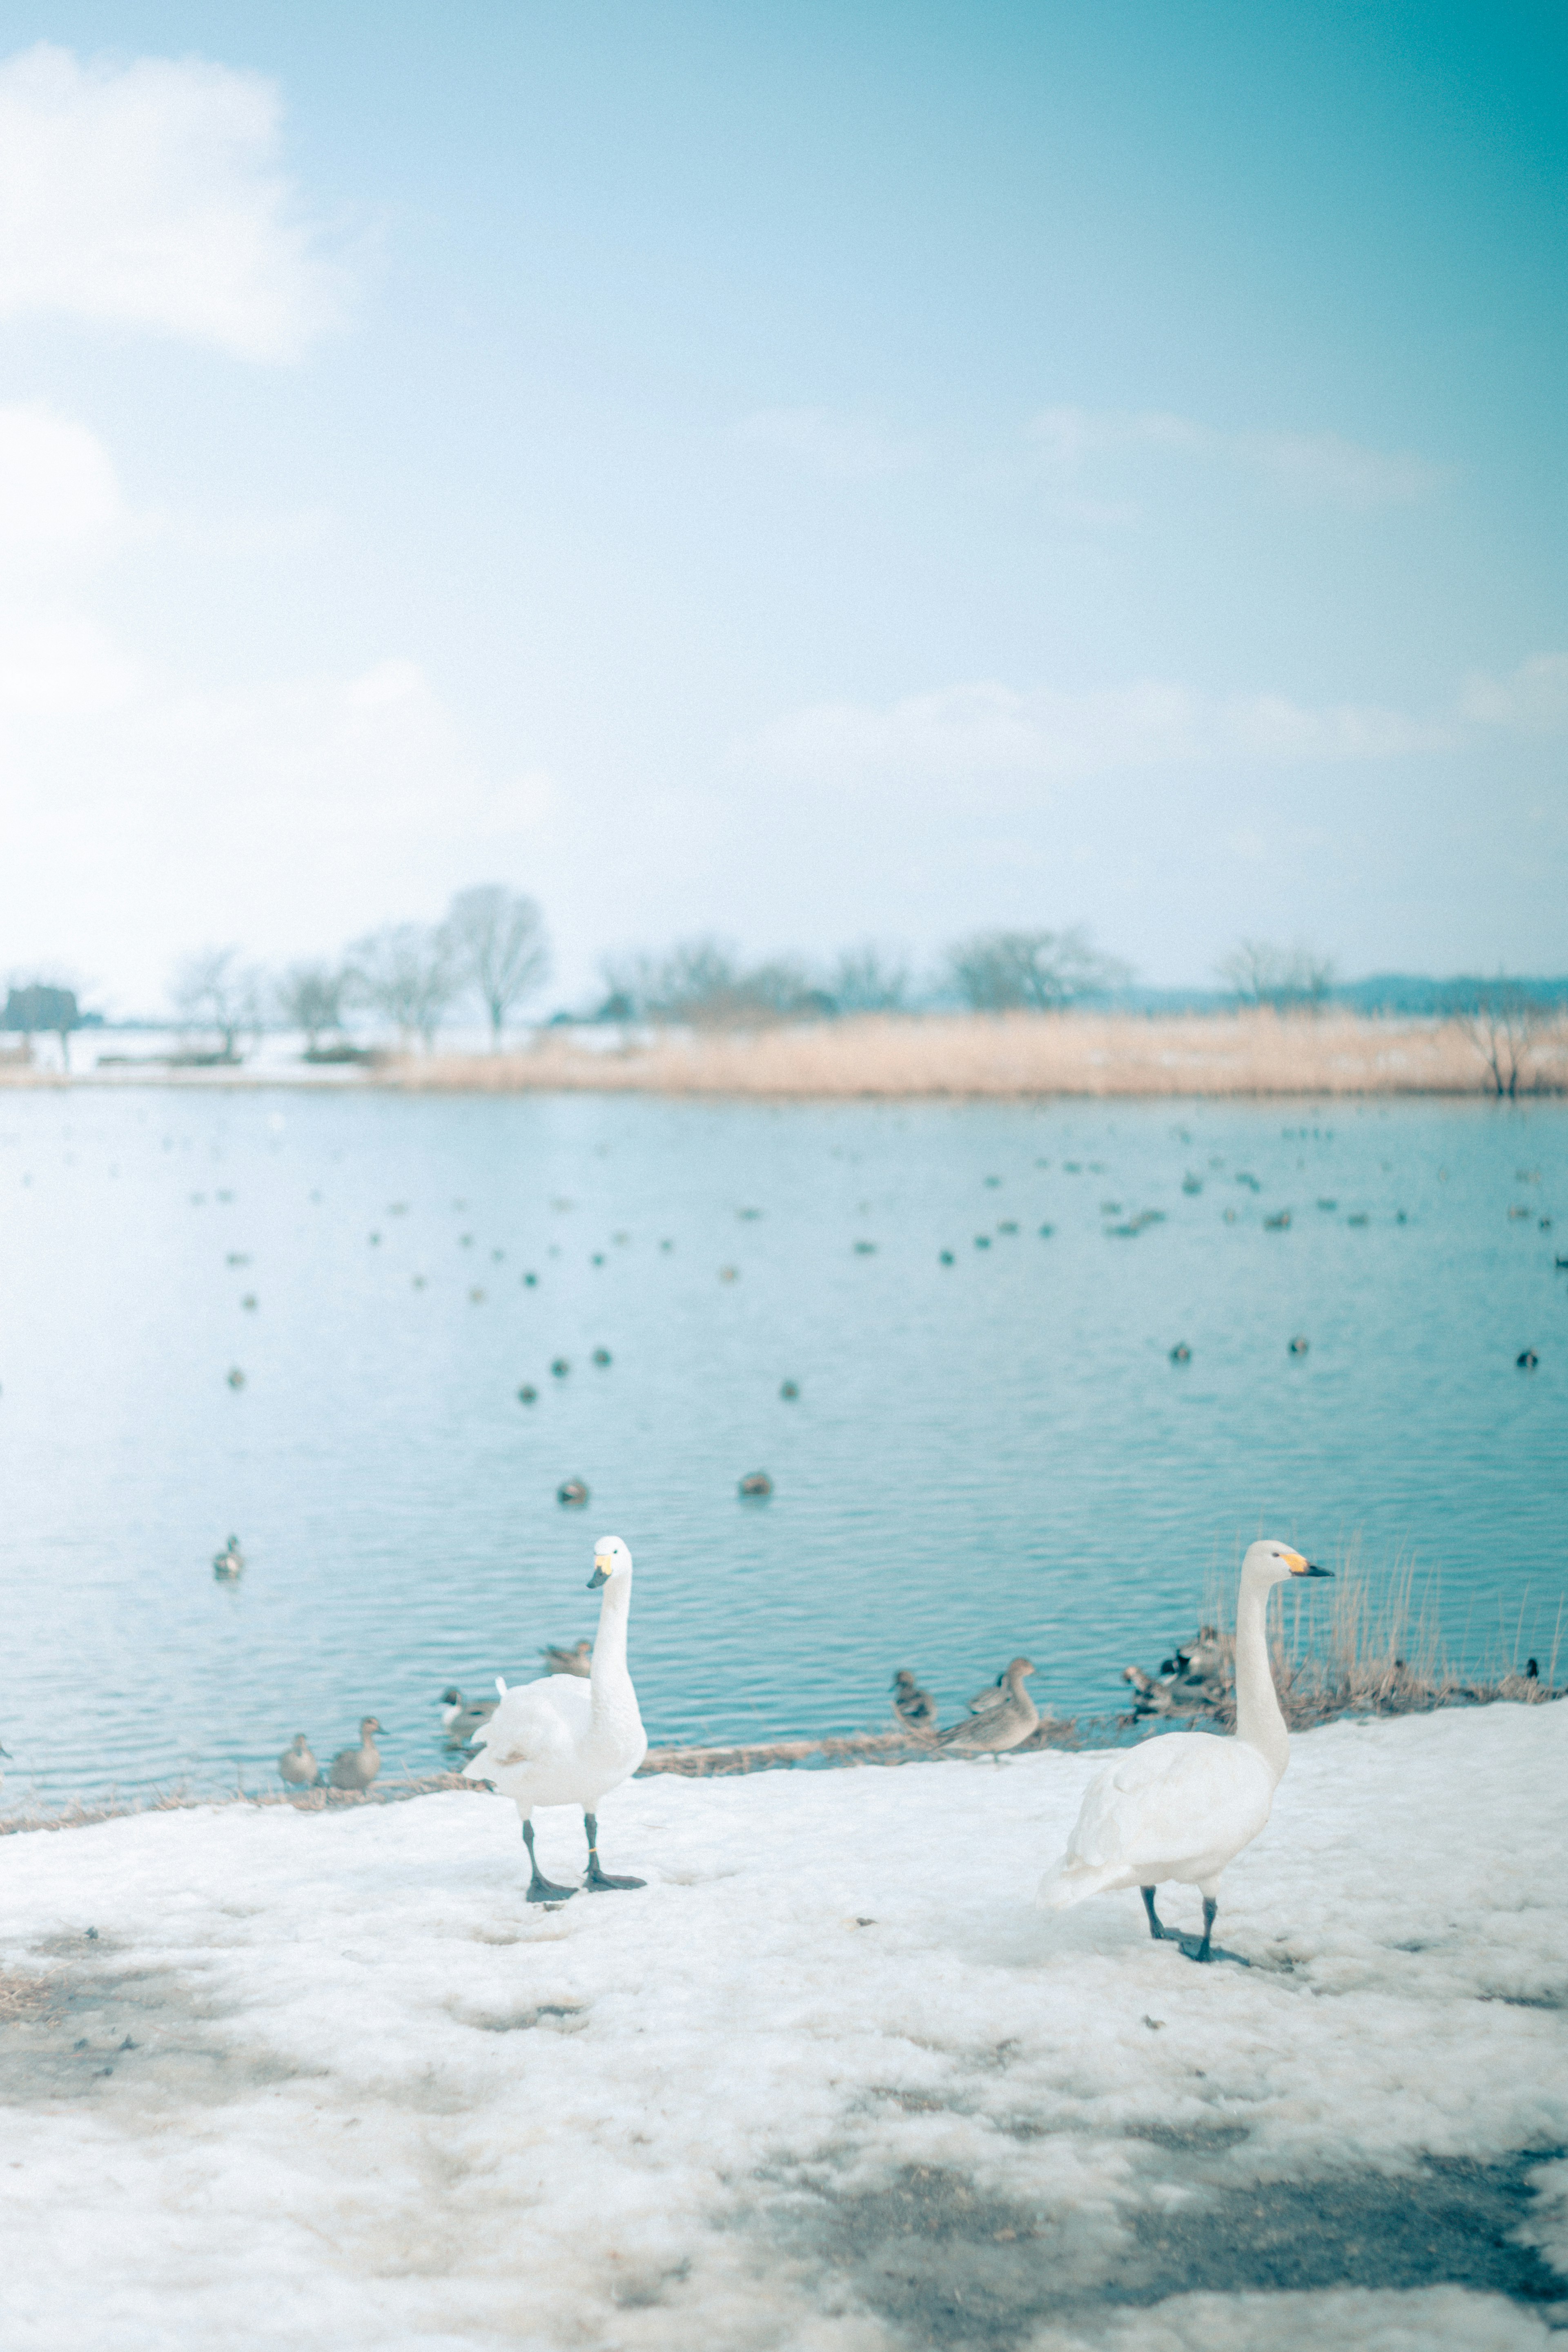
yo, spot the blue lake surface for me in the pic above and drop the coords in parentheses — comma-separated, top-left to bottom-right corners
(0, 1085, 1563, 1804)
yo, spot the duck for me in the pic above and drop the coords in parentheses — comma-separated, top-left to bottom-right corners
(439, 1687, 499, 1742)
(1040, 1539, 1331, 1962)
(891, 1670, 938, 1733)
(463, 1537, 648, 1902)
(278, 1733, 318, 1786)
(937, 1659, 1038, 1758)
(541, 1639, 593, 1677)
(328, 1717, 382, 1792)
(212, 1535, 244, 1580)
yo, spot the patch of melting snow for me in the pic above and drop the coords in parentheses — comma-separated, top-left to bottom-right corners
(0, 1704, 1565, 2350)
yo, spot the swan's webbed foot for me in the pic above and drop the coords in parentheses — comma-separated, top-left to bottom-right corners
(1140, 1886, 1167, 1942)
(585, 1860, 645, 1891)
(523, 1820, 575, 1904)
(584, 1813, 645, 1893)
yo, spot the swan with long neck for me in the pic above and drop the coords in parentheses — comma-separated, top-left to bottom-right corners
(462, 1537, 647, 1902)
(1040, 1540, 1330, 1961)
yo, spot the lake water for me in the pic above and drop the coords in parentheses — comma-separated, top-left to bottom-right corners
(1, 1085, 1563, 1806)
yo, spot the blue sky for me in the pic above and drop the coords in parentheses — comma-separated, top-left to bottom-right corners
(0, 1, 1563, 1008)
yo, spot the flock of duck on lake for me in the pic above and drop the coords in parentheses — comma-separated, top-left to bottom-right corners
(254, 1526, 1337, 1968)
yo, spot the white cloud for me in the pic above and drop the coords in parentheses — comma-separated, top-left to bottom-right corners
(0, 407, 552, 1004)
(0, 402, 125, 563)
(734, 405, 931, 481)
(1459, 651, 1568, 736)
(1029, 405, 1445, 512)
(745, 677, 1447, 791)
(0, 43, 348, 361)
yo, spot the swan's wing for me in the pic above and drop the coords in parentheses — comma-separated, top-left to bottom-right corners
(462, 1676, 590, 1779)
(1066, 1737, 1269, 1873)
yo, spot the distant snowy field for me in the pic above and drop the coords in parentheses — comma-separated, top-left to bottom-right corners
(2, 1705, 1566, 2351)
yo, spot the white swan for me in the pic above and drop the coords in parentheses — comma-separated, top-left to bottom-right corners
(1039, 1540, 1330, 1962)
(463, 1536, 648, 1902)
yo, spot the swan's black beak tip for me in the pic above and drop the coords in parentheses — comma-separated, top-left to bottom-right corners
(588, 1567, 608, 1590)
(1303, 1563, 1332, 1578)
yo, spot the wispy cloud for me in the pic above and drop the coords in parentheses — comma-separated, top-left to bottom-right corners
(745, 677, 1448, 791)
(1029, 405, 1446, 514)
(734, 405, 931, 481)
(0, 43, 352, 361)
(1459, 651, 1568, 735)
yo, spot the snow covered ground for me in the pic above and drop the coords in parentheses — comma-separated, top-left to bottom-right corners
(2, 1703, 1565, 2352)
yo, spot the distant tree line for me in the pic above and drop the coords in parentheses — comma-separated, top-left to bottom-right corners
(169, 884, 550, 1056)
(8, 900, 1566, 1076)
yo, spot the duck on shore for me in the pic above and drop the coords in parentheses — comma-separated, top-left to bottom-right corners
(891, 1670, 937, 1733)
(328, 1717, 382, 1792)
(541, 1640, 592, 1677)
(1041, 1540, 1331, 1961)
(937, 1659, 1039, 1759)
(464, 1538, 647, 1901)
(278, 1733, 318, 1786)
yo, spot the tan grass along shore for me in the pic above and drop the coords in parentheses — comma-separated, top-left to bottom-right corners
(384, 1007, 1568, 1100)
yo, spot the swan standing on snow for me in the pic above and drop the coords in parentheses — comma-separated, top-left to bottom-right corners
(463, 1537, 648, 1902)
(1040, 1540, 1330, 1962)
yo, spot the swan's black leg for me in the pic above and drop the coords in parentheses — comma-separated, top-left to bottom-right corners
(1141, 1886, 1167, 1941)
(1191, 1895, 1218, 1963)
(584, 1811, 645, 1891)
(522, 1817, 575, 1903)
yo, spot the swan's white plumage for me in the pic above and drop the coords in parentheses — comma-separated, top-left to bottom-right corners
(463, 1538, 646, 1817)
(1040, 1733, 1274, 1906)
(1038, 1537, 1327, 1929)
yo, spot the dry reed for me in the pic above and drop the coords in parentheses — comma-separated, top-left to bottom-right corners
(0, 1971, 62, 2022)
(1124, 1543, 1564, 1733)
(381, 1009, 1568, 1101)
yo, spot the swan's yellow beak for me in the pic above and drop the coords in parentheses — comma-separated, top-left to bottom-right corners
(588, 1555, 611, 1589)
(1285, 1550, 1332, 1577)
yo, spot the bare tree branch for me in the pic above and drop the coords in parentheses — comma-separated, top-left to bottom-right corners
(948, 927, 1126, 1011)
(440, 885, 550, 1047)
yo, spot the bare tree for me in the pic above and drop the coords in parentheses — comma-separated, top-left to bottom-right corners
(275, 962, 349, 1053)
(347, 924, 457, 1051)
(171, 947, 259, 1059)
(1218, 939, 1336, 1011)
(1466, 982, 1554, 1098)
(440, 885, 550, 1048)
(829, 945, 909, 1013)
(948, 927, 1125, 1011)
(3, 980, 81, 1068)
(599, 939, 824, 1028)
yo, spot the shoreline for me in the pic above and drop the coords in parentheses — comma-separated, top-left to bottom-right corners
(4, 1009, 1566, 1099)
(4, 1686, 1557, 1834)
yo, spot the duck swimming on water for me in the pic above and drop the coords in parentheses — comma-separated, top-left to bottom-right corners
(213, 1535, 244, 1580)
(439, 1688, 499, 1743)
(541, 1639, 592, 1677)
